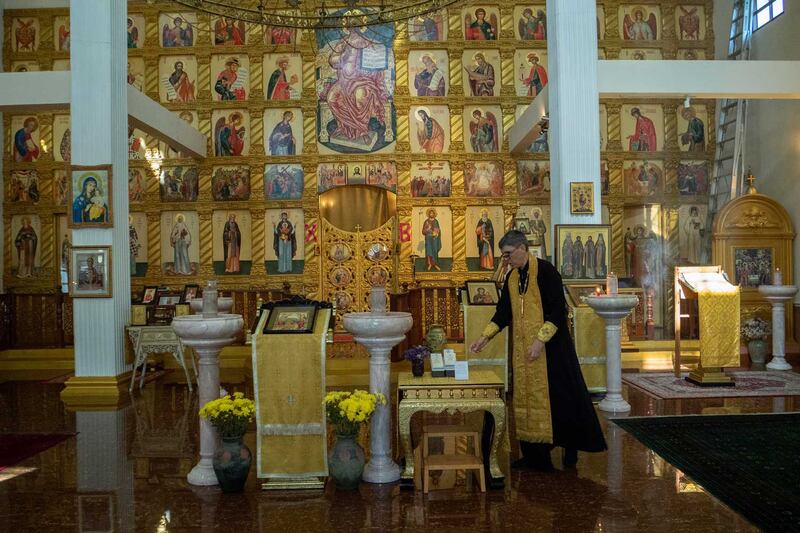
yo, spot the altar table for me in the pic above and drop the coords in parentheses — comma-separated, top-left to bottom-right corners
(397, 368, 507, 488)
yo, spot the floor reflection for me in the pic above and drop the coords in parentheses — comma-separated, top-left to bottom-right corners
(0, 376, 787, 531)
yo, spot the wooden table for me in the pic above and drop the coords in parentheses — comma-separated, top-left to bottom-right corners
(397, 368, 507, 488)
(126, 325, 196, 392)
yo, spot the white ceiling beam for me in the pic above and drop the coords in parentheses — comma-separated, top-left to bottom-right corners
(508, 85, 548, 155)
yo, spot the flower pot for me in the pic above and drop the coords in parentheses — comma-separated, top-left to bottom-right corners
(213, 435, 252, 493)
(411, 358, 425, 377)
(748, 339, 769, 365)
(425, 324, 446, 352)
(328, 431, 365, 490)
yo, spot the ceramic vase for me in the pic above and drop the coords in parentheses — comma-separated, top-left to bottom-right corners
(411, 358, 425, 377)
(213, 435, 252, 493)
(425, 324, 446, 352)
(328, 431, 365, 490)
(748, 339, 769, 365)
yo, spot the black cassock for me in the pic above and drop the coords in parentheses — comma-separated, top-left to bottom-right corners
(491, 258, 607, 452)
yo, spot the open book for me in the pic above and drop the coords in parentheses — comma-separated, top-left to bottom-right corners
(679, 271, 734, 293)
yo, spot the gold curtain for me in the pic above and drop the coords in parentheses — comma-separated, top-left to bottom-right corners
(319, 186, 396, 232)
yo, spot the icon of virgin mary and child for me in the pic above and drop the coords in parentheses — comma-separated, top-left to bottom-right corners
(72, 174, 109, 224)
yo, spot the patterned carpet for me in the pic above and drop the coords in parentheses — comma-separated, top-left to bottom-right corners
(622, 371, 800, 399)
(613, 413, 800, 532)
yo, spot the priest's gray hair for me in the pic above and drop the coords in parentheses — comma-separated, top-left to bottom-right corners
(499, 230, 529, 250)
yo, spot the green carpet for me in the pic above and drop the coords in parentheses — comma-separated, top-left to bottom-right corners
(613, 413, 800, 532)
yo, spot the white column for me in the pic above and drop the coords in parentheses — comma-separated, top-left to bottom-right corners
(546, 0, 601, 226)
(598, 317, 630, 412)
(362, 342, 402, 483)
(767, 300, 792, 370)
(70, 0, 131, 377)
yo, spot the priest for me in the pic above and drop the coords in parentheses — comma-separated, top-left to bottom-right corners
(470, 230, 606, 469)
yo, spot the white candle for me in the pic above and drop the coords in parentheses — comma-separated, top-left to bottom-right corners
(607, 272, 618, 295)
(774, 268, 783, 286)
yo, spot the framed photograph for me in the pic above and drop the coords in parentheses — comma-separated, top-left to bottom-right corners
(262, 304, 318, 334)
(570, 182, 594, 215)
(465, 280, 500, 305)
(181, 284, 200, 303)
(554, 224, 611, 283)
(68, 164, 113, 228)
(69, 246, 112, 298)
(140, 285, 158, 305)
(158, 293, 182, 306)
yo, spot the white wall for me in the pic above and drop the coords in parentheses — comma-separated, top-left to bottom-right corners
(714, 2, 800, 300)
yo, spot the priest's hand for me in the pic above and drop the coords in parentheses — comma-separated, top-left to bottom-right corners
(527, 339, 545, 362)
(470, 336, 489, 353)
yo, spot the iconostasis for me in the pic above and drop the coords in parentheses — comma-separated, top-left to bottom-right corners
(3, 1, 714, 334)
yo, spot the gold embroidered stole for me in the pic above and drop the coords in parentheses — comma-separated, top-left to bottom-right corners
(508, 257, 553, 443)
(699, 285, 741, 368)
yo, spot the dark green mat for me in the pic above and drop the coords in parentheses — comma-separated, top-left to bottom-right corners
(613, 413, 800, 532)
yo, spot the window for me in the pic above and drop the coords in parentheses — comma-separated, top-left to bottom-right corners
(754, 0, 784, 31)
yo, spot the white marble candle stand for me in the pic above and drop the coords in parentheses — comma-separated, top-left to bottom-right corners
(585, 295, 639, 413)
(173, 314, 244, 486)
(189, 297, 233, 314)
(343, 307, 412, 484)
(758, 285, 798, 371)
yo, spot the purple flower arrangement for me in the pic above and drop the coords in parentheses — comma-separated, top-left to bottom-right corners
(404, 345, 430, 362)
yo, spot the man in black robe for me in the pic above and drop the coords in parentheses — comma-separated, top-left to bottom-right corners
(471, 230, 606, 470)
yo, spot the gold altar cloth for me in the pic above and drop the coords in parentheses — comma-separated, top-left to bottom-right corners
(253, 309, 331, 478)
(699, 285, 741, 368)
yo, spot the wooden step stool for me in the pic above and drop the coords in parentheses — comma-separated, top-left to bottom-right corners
(422, 424, 486, 494)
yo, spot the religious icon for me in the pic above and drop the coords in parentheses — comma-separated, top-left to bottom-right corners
(466, 206, 503, 272)
(12, 18, 38, 52)
(517, 160, 551, 195)
(159, 56, 197, 103)
(677, 49, 705, 60)
(128, 127, 145, 160)
(624, 160, 663, 197)
(265, 164, 304, 200)
(735, 248, 773, 288)
(465, 161, 503, 197)
(212, 55, 249, 101)
(211, 166, 250, 201)
(69, 246, 112, 298)
(53, 114, 71, 162)
(213, 210, 252, 275)
(623, 205, 662, 291)
(409, 50, 448, 97)
(127, 15, 144, 49)
(161, 211, 199, 276)
(348, 164, 365, 185)
(213, 16, 246, 45)
(514, 50, 548, 97)
(618, 48, 663, 60)
(465, 106, 501, 153)
(678, 160, 709, 195)
(265, 11, 300, 45)
(365, 162, 397, 192)
(11, 214, 40, 279)
(679, 205, 707, 265)
(622, 104, 663, 152)
(264, 53, 302, 100)
(160, 13, 195, 47)
(408, 9, 447, 41)
(141, 287, 158, 305)
(366, 243, 391, 262)
(411, 106, 450, 154)
(8, 170, 40, 204)
(516, 205, 551, 259)
(463, 6, 498, 40)
(334, 291, 353, 311)
(367, 266, 389, 287)
(265, 109, 302, 155)
(129, 212, 148, 277)
(677, 5, 704, 41)
(601, 160, 609, 195)
(55, 170, 69, 206)
(12, 116, 40, 163)
(329, 266, 352, 288)
(127, 58, 144, 91)
(266, 209, 304, 275)
(413, 206, 452, 273)
(329, 243, 352, 263)
(554, 224, 611, 282)
(160, 166, 199, 202)
(263, 305, 317, 334)
(128, 168, 146, 204)
(213, 110, 249, 156)
(515, 6, 547, 40)
(678, 106, 706, 153)
(317, 163, 347, 193)
(621, 6, 659, 40)
(411, 161, 451, 198)
(570, 182, 595, 215)
(462, 50, 500, 97)
(315, 9, 396, 155)
(54, 16, 70, 51)
(69, 165, 112, 228)
(465, 281, 500, 305)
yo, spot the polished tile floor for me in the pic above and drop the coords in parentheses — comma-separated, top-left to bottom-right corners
(0, 373, 794, 532)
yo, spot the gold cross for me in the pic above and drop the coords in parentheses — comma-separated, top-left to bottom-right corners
(354, 224, 362, 233)
(286, 394, 297, 406)
(746, 172, 757, 194)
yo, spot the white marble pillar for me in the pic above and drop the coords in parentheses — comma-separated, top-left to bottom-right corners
(362, 342, 402, 484)
(599, 317, 629, 412)
(70, 0, 131, 377)
(759, 285, 797, 371)
(546, 0, 601, 226)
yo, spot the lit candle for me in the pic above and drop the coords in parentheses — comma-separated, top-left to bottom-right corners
(595, 286, 603, 296)
(774, 268, 783, 286)
(606, 271, 618, 295)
